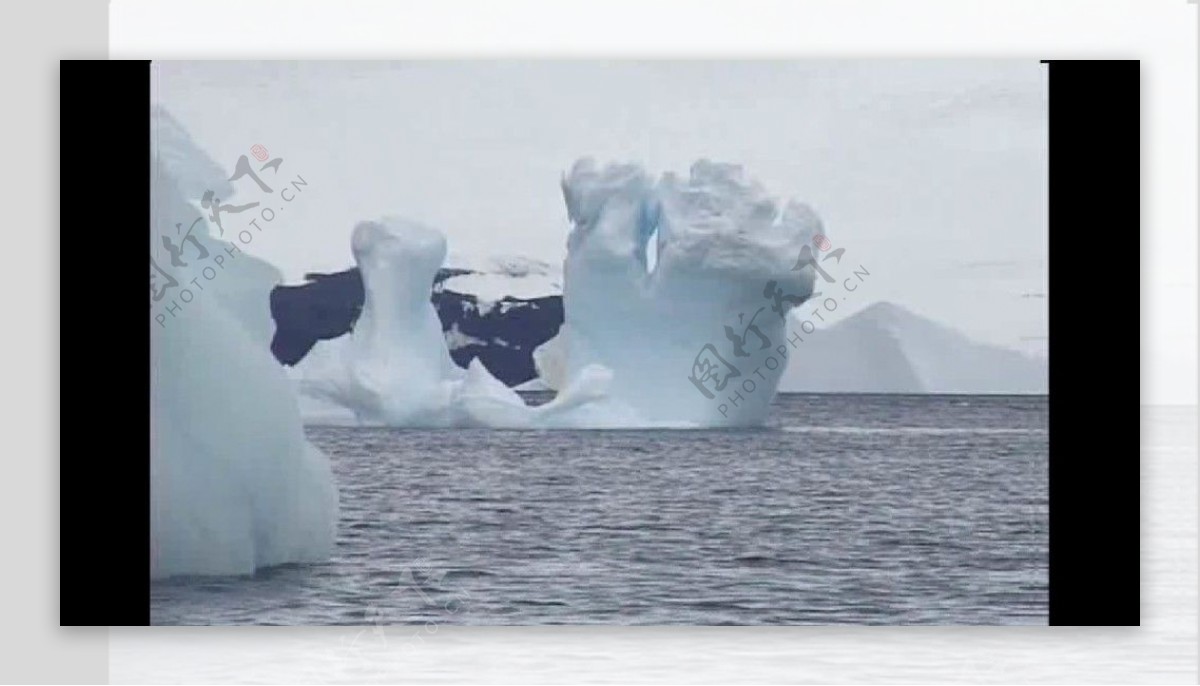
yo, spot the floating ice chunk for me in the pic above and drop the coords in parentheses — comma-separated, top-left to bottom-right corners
(559, 159, 823, 426)
(297, 218, 466, 426)
(150, 108, 337, 579)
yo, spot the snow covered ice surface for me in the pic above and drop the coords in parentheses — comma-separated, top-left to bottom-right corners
(151, 108, 338, 579)
(440, 253, 562, 303)
(559, 159, 823, 426)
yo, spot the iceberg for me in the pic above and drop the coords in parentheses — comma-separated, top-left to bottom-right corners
(301, 218, 466, 426)
(151, 108, 338, 579)
(558, 159, 823, 426)
(294, 218, 645, 428)
(294, 160, 822, 429)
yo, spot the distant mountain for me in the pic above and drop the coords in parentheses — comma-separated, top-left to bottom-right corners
(778, 302, 1047, 394)
(269, 261, 562, 387)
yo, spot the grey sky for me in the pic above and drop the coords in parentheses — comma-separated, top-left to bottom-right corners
(153, 60, 1047, 356)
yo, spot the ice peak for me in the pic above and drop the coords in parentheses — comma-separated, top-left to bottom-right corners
(561, 158, 652, 227)
(352, 217, 446, 266)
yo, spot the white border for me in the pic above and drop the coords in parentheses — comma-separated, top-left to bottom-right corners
(109, 1, 1198, 682)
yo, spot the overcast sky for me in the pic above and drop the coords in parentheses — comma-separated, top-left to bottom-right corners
(153, 60, 1047, 356)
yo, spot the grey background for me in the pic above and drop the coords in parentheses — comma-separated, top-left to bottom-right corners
(3, 1, 109, 683)
(0, 0, 1194, 683)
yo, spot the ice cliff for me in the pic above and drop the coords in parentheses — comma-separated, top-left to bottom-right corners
(150, 109, 338, 579)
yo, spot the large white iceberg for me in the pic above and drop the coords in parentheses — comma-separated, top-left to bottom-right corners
(558, 159, 823, 426)
(151, 108, 338, 579)
(298, 218, 466, 426)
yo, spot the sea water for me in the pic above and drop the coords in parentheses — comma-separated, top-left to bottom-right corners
(151, 394, 1047, 625)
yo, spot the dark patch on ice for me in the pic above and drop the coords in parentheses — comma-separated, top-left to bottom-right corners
(269, 266, 563, 387)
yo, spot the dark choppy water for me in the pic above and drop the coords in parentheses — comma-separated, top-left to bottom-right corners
(151, 394, 1048, 625)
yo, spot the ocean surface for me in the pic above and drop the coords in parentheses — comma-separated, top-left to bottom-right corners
(150, 394, 1048, 626)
